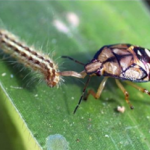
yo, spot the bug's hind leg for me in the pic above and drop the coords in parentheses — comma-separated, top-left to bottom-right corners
(84, 77, 108, 100)
(115, 79, 134, 109)
(125, 81, 150, 96)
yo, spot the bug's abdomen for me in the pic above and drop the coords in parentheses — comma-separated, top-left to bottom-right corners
(93, 44, 150, 82)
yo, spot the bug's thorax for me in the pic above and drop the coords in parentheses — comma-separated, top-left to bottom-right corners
(85, 45, 129, 76)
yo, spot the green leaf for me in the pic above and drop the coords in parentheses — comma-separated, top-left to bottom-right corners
(0, 1, 150, 150)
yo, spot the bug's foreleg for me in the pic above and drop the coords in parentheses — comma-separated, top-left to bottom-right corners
(73, 76, 91, 114)
(84, 77, 108, 100)
(115, 79, 134, 109)
(125, 81, 150, 95)
(58, 70, 86, 78)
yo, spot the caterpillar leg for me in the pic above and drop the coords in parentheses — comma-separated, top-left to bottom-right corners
(84, 77, 108, 100)
(115, 79, 134, 109)
(126, 81, 150, 95)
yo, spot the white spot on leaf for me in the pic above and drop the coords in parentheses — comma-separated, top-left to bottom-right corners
(46, 134, 69, 150)
(117, 106, 125, 113)
(1, 73, 6, 76)
(105, 134, 109, 138)
(66, 12, 79, 27)
(53, 20, 70, 34)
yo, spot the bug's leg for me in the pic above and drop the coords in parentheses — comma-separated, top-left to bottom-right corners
(62, 56, 85, 66)
(84, 77, 108, 100)
(115, 79, 134, 109)
(58, 70, 87, 79)
(125, 81, 150, 96)
(74, 76, 91, 114)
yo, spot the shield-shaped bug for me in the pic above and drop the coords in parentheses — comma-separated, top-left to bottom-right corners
(59, 44, 150, 113)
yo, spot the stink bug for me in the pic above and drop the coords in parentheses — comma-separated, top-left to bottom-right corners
(59, 44, 150, 113)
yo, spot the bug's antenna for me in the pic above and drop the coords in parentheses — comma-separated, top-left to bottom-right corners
(74, 76, 91, 114)
(62, 56, 85, 66)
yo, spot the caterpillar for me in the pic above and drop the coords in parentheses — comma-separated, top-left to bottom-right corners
(0, 29, 60, 87)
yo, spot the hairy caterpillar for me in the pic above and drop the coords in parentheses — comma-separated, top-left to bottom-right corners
(0, 29, 60, 87)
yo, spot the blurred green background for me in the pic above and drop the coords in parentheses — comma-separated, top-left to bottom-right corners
(1, 1, 150, 150)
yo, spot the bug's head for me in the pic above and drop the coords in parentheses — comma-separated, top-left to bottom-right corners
(85, 60, 102, 75)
